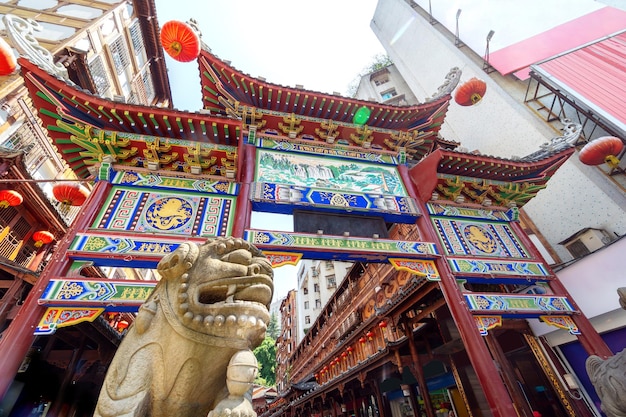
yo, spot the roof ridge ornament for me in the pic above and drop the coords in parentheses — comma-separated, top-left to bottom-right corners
(2, 14, 69, 79)
(519, 119, 582, 161)
(426, 67, 462, 103)
(187, 18, 209, 52)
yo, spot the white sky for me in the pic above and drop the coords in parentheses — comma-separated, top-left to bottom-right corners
(154, 0, 386, 112)
(153, 1, 387, 302)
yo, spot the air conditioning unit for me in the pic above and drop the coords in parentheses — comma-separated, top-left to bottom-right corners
(561, 228, 613, 258)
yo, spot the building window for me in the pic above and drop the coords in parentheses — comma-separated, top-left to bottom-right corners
(88, 55, 110, 96)
(381, 88, 397, 101)
(315, 299, 321, 309)
(314, 283, 320, 293)
(109, 36, 131, 75)
(374, 75, 389, 86)
(0, 208, 36, 266)
(141, 68, 155, 102)
(305, 316, 310, 324)
(327, 274, 336, 288)
(128, 19, 148, 68)
(304, 301, 309, 310)
(303, 287, 308, 295)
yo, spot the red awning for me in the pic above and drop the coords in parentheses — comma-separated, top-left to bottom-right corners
(532, 31, 626, 132)
(488, 7, 626, 80)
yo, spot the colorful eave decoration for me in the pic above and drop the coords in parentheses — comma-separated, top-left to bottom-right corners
(197, 49, 458, 160)
(18, 58, 241, 179)
(409, 147, 575, 208)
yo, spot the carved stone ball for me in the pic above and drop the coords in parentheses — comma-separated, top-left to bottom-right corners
(226, 350, 258, 397)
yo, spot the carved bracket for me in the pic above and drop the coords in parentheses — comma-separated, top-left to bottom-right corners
(540, 315, 580, 335)
(35, 307, 104, 335)
(474, 315, 502, 336)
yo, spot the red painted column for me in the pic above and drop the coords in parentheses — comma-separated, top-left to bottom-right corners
(0, 179, 111, 400)
(508, 220, 613, 358)
(398, 165, 517, 417)
(231, 142, 256, 238)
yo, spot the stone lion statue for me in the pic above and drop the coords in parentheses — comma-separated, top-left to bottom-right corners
(586, 288, 626, 417)
(94, 237, 274, 417)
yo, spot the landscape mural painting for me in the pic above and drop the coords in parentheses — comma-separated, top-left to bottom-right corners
(256, 149, 407, 197)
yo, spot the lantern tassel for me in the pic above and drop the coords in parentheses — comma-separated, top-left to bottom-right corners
(605, 155, 620, 169)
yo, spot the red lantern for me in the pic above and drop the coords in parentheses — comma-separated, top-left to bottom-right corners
(341, 352, 348, 359)
(52, 183, 89, 206)
(117, 320, 130, 331)
(0, 189, 23, 208)
(160, 20, 200, 63)
(366, 331, 374, 340)
(579, 136, 624, 169)
(359, 336, 366, 344)
(32, 230, 54, 248)
(379, 320, 387, 329)
(346, 346, 354, 354)
(454, 78, 487, 106)
(0, 37, 17, 76)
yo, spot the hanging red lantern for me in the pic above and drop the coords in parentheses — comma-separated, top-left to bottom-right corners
(579, 136, 624, 169)
(0, 37, 17, 76)
(454, 77, 487, 106)
(160, 20, 200, 63)
(0, 189, 23, 208)
(366, 331, 374, 340)
(346, 346, 354, 354)
(379, 320, 388, 329)
(359, 336, 366, 344)
(117, 320, 130, 332)
(32, 230, 54, 247)
(52, 183, 89, 206)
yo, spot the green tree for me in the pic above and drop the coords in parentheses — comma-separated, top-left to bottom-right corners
(266, 313, 280, 340)
(253, 336, 277, 386)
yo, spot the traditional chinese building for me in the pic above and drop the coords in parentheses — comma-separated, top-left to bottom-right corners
(0, 28, 616, 417)
(0, 1, 171, 415)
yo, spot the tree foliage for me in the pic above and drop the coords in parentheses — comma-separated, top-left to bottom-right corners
(253, 336, 277, 386)
(266, 313, 280, 340)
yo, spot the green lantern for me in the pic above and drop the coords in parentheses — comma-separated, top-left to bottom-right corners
(353, 106, 371, 125)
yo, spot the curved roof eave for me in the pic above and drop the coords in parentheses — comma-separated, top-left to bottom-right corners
(197, 48, 454, 131)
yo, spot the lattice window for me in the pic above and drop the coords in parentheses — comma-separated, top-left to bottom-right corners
(0, 214, 31, 261)
(88, 55, 110, 96)
(109, 36, 131, 74)
(129, 20, 144, 53)
(142, 70, 155, 103)
(128, 19, 148, 68)
(14, 240, 37, 268)
(131, 75, 147, 104)
(0, 206, 17, 226)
